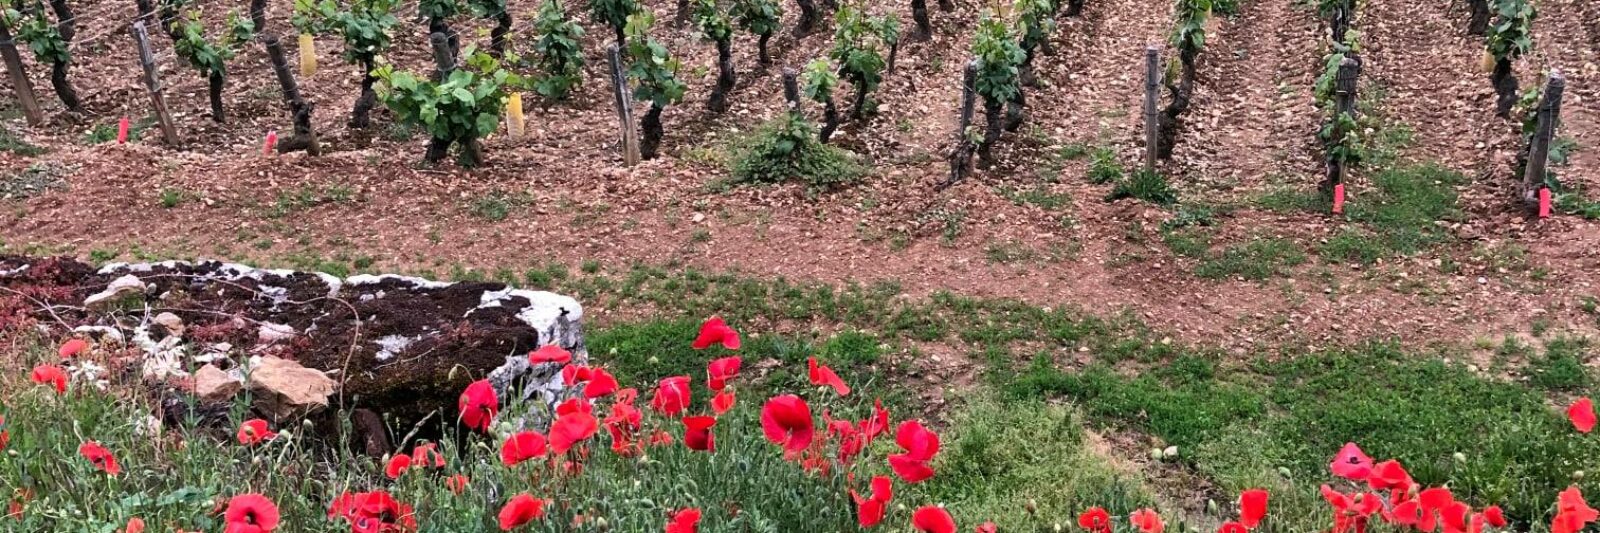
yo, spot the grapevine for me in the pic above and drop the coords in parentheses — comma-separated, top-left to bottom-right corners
(692, 0, 736, 113)
(623, 10, 686, 159)
(530, 0, 586, 101)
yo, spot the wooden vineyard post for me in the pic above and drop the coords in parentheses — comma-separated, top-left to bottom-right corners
(1143, 45, 1160, 173)
(607, 43, 640, 167)
(941, 60, 979, 190)
(0, 21, 45, 126)
(1522, 71, 1564, 209)
(130, 22, 179, 144)
(1326, 56, 1360, 191)
(781, 68, 801, 114)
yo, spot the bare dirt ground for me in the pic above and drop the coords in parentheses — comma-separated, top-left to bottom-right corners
(1, 0, 1598, 359)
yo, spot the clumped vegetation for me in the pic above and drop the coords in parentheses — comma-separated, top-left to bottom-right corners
(375, 51, 516, 168)
(970, 13, 1024, 169)
(529, 0, 586, 101)
(731, 105, 864, 190)
(622, 11, 687, 159)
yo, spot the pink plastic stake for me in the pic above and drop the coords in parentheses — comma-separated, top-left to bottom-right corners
(1332, 183, 1346, 215)
(1539, 187, 1552, 219)
(263, 131, 278, 155)
(116, 117, 129, 144)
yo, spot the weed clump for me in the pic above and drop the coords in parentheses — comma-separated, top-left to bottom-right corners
(730, 113, 864, 190)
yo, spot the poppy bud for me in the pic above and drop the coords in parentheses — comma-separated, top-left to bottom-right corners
(1164, 446, 1179, 458)
(648, 356, 660, 364)
(1576, 470, 1587, 480)
(277, 430, 293, 440)
(595, 517, 608, 527)
(251, 456, 262, 465)
(896, 504, 907, 513)
(1024, 499, 1037, 514)
(1206, 499, 1218, 514)
(1149, 448, 1164, 460)
(302, 419, 315, 431)
(1452, 452, 1467, 463)
(1054, 524, 1062, 533)
(1277, 466, 1292, 478)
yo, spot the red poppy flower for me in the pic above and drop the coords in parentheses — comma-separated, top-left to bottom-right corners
(30, 365, 66, 394)
(1130, 508, 1164, 533)
(1439, 501, 1472, 533)
(446, 474, 470, 495)
(1078, 507, 1112, 533)
(550, 411, 599, 455)
(1240, 488, 1268, 528)
(329, 490, 416, 533)
(1367, 459, 1412, 491)
(384, 453, 412, 479)
(1217, 522, 1248, 533)
(124, 517, 146, 533)
(1553, 486, 1599, 533)
(976, 523, 997, 533)
(650, 429, 675, 447)
(707, 356, 742, 391)
(1329, 442, 1374, 480)
(0, 416, 8, 452)
(1569, 398, 1595, 433)
(651, 376, 693, 416)
(683, 416, 716, 452)
(760, 395, 814, 452)
(666, 508, 702, 533)
(224, 493, 280, 533)
(410, 442, 446, 469)
(1482, 505, 1506, 528)
(78, 441, 120, 476)
(458, 380, 498, 432)
(889, 420, 940, 483)
(911, 506, 956, 533)
(529, 345, 572, 365)
(692, 317, 740, 350)
(711, 391, 736, 416)
(1390, 499, 1424, 528)
(807, 357, 851, 396)
(851, 476, 893, 527)
(236, 419, 275, 446)
(500, 432, 549, 466)
(863, 399, 891, 440)
(59, 339, 88, 358)
(562, 365, 593, 386)
(557, 398, 593, 416)
(583, 368, 619, 399)
(497, 494, 547, 531)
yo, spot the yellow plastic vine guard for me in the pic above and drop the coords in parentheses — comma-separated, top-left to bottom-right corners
(298, 34, 317, 78)
(507, 93, 526, 139)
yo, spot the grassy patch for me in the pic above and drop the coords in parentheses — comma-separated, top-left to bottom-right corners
(1319, 163, 1463, 265)
(1526, 337, 1592, 392)
(1106, 169, 1178, 206)
(1195, 238, 1307, 280)
(266, 184, 356, 218)
(915, 397, 1153, 530)
(468, 191, 528, 222)
(1006, 343, 1600, 524)
(0, 124, 44, 156)
(998, 184, 1070, 210)
(1256, 186, 1324, 214)
(0, 163, 69, 198)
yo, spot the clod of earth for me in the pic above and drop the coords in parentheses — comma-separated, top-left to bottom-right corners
(0, 256, 590, 441)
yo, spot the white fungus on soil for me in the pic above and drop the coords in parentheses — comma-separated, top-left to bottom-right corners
(374, 334, 425, 361)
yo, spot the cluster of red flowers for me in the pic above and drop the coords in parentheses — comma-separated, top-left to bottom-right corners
(1323, 442, 1515, 533)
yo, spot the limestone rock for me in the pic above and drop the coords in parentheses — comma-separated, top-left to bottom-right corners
(154, 312, 185, 337)
(249, 356, 336, 421)
(194, 364, 241, 402)
(84, 274, 145, 306)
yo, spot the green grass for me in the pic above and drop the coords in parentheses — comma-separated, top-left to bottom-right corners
(469, 191, 524, 222)
(1005, 343, 1600, 526)
(1256, 186, 1324, 214)
(0, 124, 45, 156)
(267, 184, 356, 218)
(912, 397, 1153, 531)
(1526, 337, 1592, 392)
(1318, 164, 1463, 265)
(1194, 238, 1307, 280)
(1106, 169, 1178, 206)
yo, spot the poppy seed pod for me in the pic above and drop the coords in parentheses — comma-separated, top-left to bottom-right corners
(1452, 452, 1467, 463)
